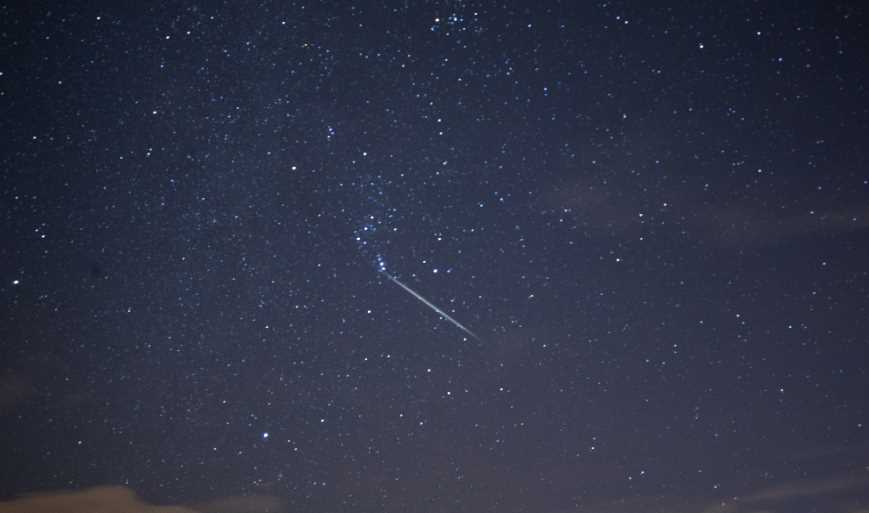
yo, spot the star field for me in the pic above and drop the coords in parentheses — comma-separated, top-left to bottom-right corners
(1, 2, 868, 513)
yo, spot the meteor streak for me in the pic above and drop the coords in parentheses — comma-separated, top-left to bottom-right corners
(383, 272, 480, 341)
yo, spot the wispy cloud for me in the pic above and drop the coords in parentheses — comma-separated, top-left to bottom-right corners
(743, 474, 869, 503)
(691, 204, 869, 247)
(0, 486, 196, 513)
(541, 472, 869, 513)
(1, 474, 865, 513)
(0, 369, 35, 414)
(195, 494, 285, 513)
(0, 486, 285, 513)
(542, 176, 869, 248)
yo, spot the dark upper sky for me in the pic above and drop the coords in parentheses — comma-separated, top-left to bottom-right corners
(1, 1, 868, 512)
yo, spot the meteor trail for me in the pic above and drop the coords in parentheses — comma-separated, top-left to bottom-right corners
(383, 272, 481, 341)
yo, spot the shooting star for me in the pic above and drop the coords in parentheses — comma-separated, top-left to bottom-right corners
(383, 271, 481, 341)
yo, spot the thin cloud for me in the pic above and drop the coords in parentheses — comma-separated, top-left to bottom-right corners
(542, 177, 869, 248)
(196, 494, 285, 513)
(693, 204, 869, 247)
(0, 369, 35, 414)
(0, 486, 285, 513)
(744, 474, 869, 502)
(0, 486, 196, 513)
(541, 472, 869, 513)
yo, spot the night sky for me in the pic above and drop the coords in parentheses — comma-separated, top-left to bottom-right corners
(2, 2, 868, 512)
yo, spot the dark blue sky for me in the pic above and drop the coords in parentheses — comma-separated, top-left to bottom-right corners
(1, 2, 868, 512)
